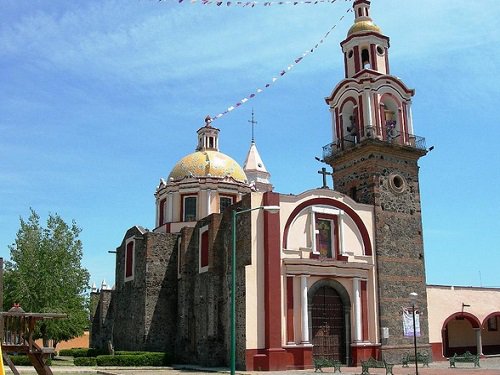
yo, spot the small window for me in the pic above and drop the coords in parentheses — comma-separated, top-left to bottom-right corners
(348, 50, 354, 59)
(183, 196, 197, 221)
(125, 239, 134, 281)
(376, 45, 384, 55)
(220, 196, 233, 213)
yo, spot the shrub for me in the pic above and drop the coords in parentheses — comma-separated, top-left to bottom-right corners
(58, 347, 106, 358)
(96, 352, 171, 366)
(74, 357, 97, 366)
(10, 355, 52, 366)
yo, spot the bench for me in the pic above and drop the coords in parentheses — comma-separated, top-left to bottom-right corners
(402, 351, 429, 367)
(361, 357, 394, 375)
(314, 357, 342, 373)
(449, 351, 480, 368)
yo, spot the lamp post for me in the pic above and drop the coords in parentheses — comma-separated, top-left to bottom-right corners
(231, 205, 280, 375)
(409, 292, 419, 375)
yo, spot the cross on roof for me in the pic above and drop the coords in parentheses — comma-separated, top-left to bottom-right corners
(248, 108, 258, 143)
(318, 167, 333, 189)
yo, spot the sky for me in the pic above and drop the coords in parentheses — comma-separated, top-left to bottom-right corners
(1, 0, 499, 290)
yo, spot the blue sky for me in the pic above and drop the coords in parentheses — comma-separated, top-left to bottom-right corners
(1, 0, 499, 289)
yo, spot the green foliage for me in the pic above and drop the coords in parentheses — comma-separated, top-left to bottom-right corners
(10, 355, 52, 366)
(96, 352, 172, 366)
(74, 357, 97, 366)
(58, 347, 107, 357)
(4, 209, 90, 345)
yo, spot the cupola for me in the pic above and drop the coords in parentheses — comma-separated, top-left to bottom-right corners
(341, 0, 390, 78)
(154, 117, 251, 234)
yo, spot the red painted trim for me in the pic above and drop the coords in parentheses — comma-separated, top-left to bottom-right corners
(361, 280, 368, 340)
(159, 198, 166, 226)
(344, 51, 348, 78)
(125, 241, 134, 278)
(482, 311, 500, 328)
(335, 107, 341, 147)
(402, 103, 409, 142)
(165, 222, 171, 233)
(385, 48, 390, 74)
(371, 93, 379, 137)
(397, 107, 405, 145)
(351, 345, 379, 366)
(341, 32, 390, 48)
(263, 192, 282, 349)
(282, 198, 372, 256)
(442, 311, 481, 330)
(358, 95, 364, 137)
(353, 46, 360, 73)
(325, 76, 414, 106)
(370, 44, 377, 71)
(431, 342, 446, 361)
(286, 276, 294, 343)
(246, 346, 312, 371)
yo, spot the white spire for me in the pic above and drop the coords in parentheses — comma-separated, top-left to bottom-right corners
(243, 142, 272, 192)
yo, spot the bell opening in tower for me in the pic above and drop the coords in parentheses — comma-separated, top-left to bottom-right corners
(361, 49, 370, 69)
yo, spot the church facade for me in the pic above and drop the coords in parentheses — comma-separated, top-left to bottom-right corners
(90, 0, 499, 370)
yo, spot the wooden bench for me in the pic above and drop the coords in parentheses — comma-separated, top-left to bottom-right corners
(402, 351, 429, 367)
(449, 351, 480, 368)
(361, 357, 394, 375)
(314, 357, 342, 373)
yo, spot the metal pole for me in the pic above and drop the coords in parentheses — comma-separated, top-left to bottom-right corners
(412, 302, 418, 375)
(231, 211, 236, 375)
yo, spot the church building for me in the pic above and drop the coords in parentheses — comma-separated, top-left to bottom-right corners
(90, 0, 500, 370)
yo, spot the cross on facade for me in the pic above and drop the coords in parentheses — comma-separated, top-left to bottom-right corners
(318, 167, 333, 189)
(248, 108, 258, 142)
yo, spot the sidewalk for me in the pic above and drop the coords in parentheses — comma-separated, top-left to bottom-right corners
(5, 357, 500, 375)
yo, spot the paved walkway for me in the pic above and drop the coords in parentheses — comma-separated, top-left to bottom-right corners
(5, 357, 500, 375)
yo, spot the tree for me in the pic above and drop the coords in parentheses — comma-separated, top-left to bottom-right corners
(4, 209, 90, 347)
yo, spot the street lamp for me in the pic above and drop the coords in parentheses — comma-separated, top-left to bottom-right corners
(231, 205, 280, 375)
(409, 292, 419, 375)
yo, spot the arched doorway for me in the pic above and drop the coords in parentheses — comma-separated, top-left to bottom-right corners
(482, 312, 500, 355)
(309, 280, 351, 364)
(442, 312, 481, 357)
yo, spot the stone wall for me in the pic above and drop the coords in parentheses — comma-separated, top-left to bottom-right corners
(110, 226, 178, 352)
(175, 195, 251, 369)
(90, 289, 113, 350)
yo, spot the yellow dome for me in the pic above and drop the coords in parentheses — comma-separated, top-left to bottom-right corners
(168, 150, 247, 183)
(347, 20, 381, 36)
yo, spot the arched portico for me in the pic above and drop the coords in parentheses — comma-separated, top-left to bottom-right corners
(482, 312, 500, 355)
(442, 312, 481, 357)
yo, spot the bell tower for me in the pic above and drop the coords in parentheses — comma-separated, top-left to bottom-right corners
(323, 0, 430, 362)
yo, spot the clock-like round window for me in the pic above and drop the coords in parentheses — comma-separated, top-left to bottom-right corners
(388, 173, 407, 194)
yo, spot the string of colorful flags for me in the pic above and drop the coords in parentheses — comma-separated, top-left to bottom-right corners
(209, 6, 352, 122)
(175, 0, 343, 6)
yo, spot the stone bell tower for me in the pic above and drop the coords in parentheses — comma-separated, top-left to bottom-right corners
(322, 0, 430, 362)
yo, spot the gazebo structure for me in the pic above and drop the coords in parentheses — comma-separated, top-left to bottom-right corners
(1, 304, 66, 375)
